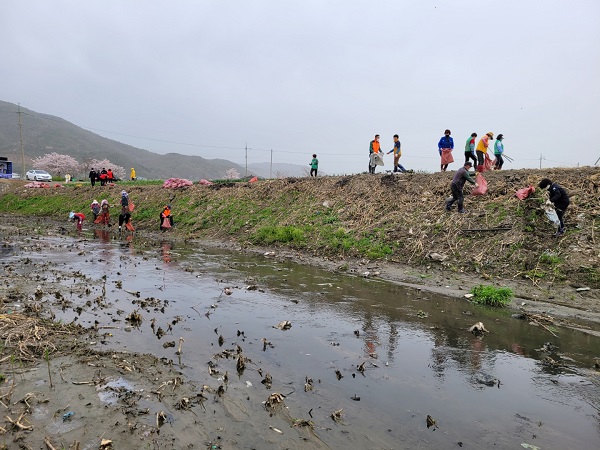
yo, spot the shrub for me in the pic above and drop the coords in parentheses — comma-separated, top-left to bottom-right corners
(470, 285, 513, 307)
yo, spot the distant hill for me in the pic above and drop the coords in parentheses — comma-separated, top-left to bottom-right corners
(0, 100, 287, 180)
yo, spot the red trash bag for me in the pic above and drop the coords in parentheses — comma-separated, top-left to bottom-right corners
(249, 176, 258, 182)
(125, 221, 135, 231)
(480, 153, 493, 172)
(471, 173, 488, 196)
(441, 148, 454, 165)
(515, 185, 535, 200)
(128, 202, 135, 212)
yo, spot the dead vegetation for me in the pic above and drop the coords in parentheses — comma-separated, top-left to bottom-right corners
(0, 313, 82, 361)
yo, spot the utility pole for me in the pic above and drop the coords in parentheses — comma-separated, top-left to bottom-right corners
(539, 153, 542, 169)
(245, 142, 248, 177)
(270, 149, 273, 179)
(594, 156, 600, 166)
(18, 104, 25, 177)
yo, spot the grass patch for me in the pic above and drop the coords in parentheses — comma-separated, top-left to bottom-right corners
(470, 284, 513, 307)
(250, 225, 306, 245)
(539, 251, 561, 265)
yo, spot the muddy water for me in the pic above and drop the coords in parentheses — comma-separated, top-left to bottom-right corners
(6, 233, 600, 449)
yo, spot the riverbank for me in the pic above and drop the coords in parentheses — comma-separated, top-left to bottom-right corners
(1, 167, 599, 326)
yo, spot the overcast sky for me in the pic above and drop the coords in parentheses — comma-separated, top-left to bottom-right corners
(1, 0, 599, 174)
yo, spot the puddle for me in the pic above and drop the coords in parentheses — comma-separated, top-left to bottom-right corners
(97, 377, 136, 405)
(4, 233, 600, 449)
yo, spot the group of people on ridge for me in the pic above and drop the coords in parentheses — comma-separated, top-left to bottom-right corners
(368, 134, 409, 174)
(438, 130, 505, 173)
(88, 167, 137, 186)
(88, 167, 115, 186)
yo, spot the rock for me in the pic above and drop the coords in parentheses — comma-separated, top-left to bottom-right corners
(468, 322, 489, 335)
(428, 252, 448, 262)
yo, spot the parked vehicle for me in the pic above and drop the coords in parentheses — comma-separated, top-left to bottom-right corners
(11, 173, 21, 179)
(25, 170, 52, 181)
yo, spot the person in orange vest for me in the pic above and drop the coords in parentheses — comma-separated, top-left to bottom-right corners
(368, 134, 382, 174)
(475, 132, 494, 172)
(160, 205, 174, 231)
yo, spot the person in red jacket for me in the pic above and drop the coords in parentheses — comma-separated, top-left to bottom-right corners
(107, 169, 114, 183)
(69, 211, 85, 231)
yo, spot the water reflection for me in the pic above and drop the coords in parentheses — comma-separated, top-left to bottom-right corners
(11, 236, 600, 449)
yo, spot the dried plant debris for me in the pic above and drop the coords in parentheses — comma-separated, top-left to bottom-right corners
(0, 313, 81, 361)
(330, 408, 344, 423)
(174, 397, 191, 410)
(357, 362, 366, 374)
(468, 322, 490, 335)
(292, 419, 314, 428)
(274, 320, 292, 330)
(156, 410, 168, 428)
(236, 354, 246, 375)
(426, 414, 437, 430)
(262, 338, 274, 351)
(218, 335, 225, 347)
(265, 392, 286, 410)
(304, 376, 314, 392)
(99, 439, 114, 449)
(261, 372, 273, 389)
(335, 369, 343, 380)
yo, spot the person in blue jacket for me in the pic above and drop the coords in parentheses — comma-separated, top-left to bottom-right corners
(438, 129, 454, 172)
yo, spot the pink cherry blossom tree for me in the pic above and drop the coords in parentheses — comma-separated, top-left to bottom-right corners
(224, 168, 240, 180)
(30, 152, 81, 177)
(82, 159, 126, 180)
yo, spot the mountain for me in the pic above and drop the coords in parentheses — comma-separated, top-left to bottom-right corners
(0, 100, 274, 180)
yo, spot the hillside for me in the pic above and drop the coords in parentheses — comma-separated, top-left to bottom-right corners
(0, 100, 264, 179)
(1, 168, 600, 304)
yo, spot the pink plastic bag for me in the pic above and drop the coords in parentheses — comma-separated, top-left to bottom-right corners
(441, 148, 454, 165)
(471, 173, 488, 196)
(162, 218, 172, 229)
(515, 185, 535, 200)
(128, 202, 135, 212)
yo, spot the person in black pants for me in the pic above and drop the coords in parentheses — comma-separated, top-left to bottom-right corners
(89, 168, 97, 187)
(539, 178, 570, 235)
(464, 133, 478, 166)
(446, 161, 478, 213)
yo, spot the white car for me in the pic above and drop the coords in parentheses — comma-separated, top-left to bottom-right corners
(26, 170, 52, 181)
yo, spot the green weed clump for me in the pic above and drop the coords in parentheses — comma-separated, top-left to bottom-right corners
(250, 226, 306, 245)
(470, 285, 513, 307)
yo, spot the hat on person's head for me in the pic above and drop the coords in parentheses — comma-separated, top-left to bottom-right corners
(69, 212, 75, 219)
(464, 161, 473, 167)
(167, 205, 171, 209)
(486, 132, 494, 139)
(497, 134, 504, 140)
(121, 190, 128, 196)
